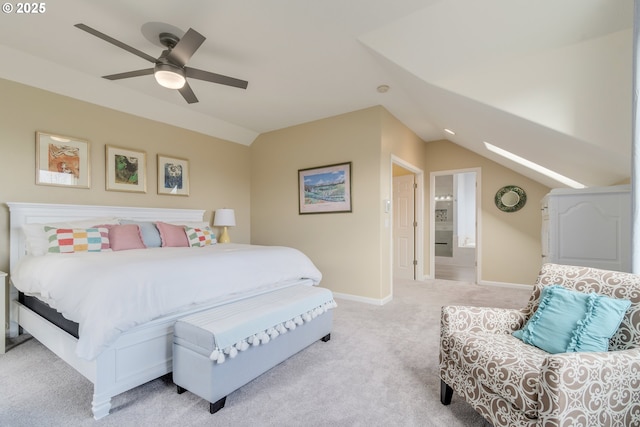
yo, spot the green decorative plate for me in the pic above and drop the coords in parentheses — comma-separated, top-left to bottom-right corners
(495, 185, 526, 212)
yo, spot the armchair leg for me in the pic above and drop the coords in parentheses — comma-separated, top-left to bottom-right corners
(440, 380, 453, 405)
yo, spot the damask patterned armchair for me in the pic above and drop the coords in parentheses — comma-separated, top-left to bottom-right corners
(439, 263, 640, 427)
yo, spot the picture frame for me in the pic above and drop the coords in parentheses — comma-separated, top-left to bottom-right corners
(157, 154, 190, 196)
(105, 145, 147, 193)
(298, 162, 352, 214)
(36, 131, 90, 188)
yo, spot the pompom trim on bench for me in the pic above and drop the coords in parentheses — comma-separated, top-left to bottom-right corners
(208, 299, 337, 364)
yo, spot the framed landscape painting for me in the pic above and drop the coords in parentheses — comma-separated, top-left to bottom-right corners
(298, 162, 352, 214)
(105, 145, 147, 193)
(158, 154, 189, 196)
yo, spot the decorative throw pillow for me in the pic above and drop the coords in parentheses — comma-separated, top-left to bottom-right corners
(108, 224, 146, 251)
(45, 226, 110, 253)
(24, 217, 119, 256)
(513, 285, 631, 353)
(119, 220, 162, 248)
(185, 226, 217, 247)
(156, 222, 189, 247)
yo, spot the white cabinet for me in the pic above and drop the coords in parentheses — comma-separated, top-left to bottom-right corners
(541, 185, 630, 272)
(1, 271, 7, 354)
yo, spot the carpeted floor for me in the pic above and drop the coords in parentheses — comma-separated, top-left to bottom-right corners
(0, 279, 531, 427)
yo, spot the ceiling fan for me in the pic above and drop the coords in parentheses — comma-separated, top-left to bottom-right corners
(74, 23, 248, 104)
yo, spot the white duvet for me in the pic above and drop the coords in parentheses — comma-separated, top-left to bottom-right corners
(11, 244, 322, 360)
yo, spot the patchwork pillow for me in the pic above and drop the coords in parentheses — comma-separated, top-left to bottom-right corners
(156, 222, 189, 247)
(119, 220, 162, 248)
(24, 217, 119, 256)
(185, 226, 217, 247)
(45, 226, 110, 253)
(513, 285, 631, 353)
(108, 224, 146, 251)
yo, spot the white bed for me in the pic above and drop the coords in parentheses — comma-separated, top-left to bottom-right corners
(7, 202, 331, 419)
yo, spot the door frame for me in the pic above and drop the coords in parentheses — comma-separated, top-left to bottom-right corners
(391, 155, 424, 281)
(429, 167, 481, 282)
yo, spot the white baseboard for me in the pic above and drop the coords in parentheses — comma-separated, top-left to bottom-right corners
(477, 280, 533, 290)
(333, 291, 392, 306)
(333, 281, 530, 305)
(420, 274, 531, 290)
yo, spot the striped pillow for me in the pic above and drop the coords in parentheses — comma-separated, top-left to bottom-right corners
(185, 226, 216, 247)
(45, 226, 110, 253)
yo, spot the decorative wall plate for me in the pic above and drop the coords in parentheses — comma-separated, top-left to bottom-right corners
(495, 185, 526, 212)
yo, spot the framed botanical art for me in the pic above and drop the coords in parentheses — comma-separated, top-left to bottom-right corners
(36, 131, 90, 188)
(298, 162, 352, 214)
(105, 145, 147, 193)
(157, 154, 189, 196)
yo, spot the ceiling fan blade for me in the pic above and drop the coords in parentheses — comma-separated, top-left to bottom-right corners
(186, 68, 248, 89)
(103, 68, 154, 80)
(167, 28, 205, 67)
(75, 23, 157, 64)
(179, 82, 199, 104)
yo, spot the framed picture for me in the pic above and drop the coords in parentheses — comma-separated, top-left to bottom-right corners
(36, 131, 90, 188)
(105, 145, 147, 193)
(298, 162, 352, 214)
(158, 154, 189, 196)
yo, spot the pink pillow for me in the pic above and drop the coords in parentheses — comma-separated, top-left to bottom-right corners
(156, 222, 189, 247)
(109, 224, 146, 251)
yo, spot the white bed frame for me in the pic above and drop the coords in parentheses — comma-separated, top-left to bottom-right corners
(7, 202, 210, 419)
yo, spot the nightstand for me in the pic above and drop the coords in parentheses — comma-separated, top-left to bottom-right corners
(1, 271, 7, 354)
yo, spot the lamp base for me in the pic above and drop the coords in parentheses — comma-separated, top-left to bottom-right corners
(218, 226, 231, 243)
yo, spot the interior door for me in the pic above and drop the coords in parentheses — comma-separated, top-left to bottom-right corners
(394, 174, 415, 279)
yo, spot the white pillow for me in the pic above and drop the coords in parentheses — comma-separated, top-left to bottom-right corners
(168, 221, 211, 229)
(23, 217, 120, 256)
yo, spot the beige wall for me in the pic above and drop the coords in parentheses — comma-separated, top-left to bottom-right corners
(425, 140, 550, 285)
(251, 107, 382, 299)
(381, 109, 427, 296)
(0, 77, 550, 299)
(0, 78, 251, 273)
(251, 106, 426, 301)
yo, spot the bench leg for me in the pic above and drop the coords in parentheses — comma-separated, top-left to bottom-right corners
(209, 396, 227, 414)
(321, 333, 331, 342)
(440, 380, 453, 405)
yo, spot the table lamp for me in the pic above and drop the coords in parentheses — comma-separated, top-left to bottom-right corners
(213, 208, 236, 243)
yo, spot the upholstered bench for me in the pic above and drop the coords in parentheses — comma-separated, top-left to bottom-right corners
(173, 284, 336, 413)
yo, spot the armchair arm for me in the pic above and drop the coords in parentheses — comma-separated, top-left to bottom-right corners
(539, 348, 640, 426)
(440, 305, 528, 336)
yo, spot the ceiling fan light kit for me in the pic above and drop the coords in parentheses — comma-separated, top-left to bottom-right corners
(154, 63, 186, 89)
(74, 23, 248, 104)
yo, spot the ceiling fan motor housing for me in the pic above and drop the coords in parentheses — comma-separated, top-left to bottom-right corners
(159, 32, 180, 49)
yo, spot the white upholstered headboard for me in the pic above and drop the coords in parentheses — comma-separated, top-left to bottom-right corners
(7, 202, 206, 273)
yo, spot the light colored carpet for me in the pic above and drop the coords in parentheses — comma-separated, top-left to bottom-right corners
(0, 279, 531, 427)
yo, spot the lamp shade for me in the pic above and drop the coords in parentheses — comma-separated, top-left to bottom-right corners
(213, 209, 236, 227)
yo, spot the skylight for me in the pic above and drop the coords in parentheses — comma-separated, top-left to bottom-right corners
(484, 142, 586, 189)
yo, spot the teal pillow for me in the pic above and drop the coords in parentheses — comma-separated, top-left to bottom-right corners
(513, 285, 630, 354)
(119, 220, 162, 248)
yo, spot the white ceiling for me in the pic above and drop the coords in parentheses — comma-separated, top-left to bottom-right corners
(0, 0, 633, 188)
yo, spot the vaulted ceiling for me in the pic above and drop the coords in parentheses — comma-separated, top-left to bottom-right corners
(0, 0, 632, 188)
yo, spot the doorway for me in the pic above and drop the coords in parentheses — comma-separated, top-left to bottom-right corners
(392, 157, 424, 281)
(430, 169, 479, 282)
